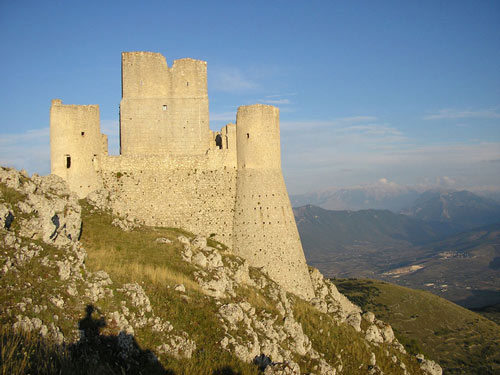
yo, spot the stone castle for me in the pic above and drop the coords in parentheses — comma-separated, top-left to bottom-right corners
(50, 52, 314, 298)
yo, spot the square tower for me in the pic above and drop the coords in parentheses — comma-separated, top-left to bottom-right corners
(120, 52, 210, 156)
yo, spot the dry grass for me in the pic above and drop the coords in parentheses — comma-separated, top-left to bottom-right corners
(0, 326, 69, 375)
(86, 246, 202, 293)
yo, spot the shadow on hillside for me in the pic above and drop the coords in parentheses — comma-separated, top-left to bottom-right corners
(455, 289, 500, 309)
(68, 304, 172, 374)
(2, 305, 257, 375)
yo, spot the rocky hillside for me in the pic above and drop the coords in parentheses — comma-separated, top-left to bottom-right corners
(0, 167, 440, 375)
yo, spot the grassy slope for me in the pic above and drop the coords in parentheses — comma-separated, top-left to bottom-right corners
(333, 278, 500, 375)
(79, 202, 259, 375)
(79, 202, 424, 375)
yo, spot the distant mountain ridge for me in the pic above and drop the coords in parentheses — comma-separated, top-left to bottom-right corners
(294, 205, 441, 249)
(291, 185, 500, 213)
(401, 190, 500, 231)
(291, 184, 421, 212)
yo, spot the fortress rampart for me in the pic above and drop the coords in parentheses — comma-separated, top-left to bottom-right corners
(50, 52, 314, 299)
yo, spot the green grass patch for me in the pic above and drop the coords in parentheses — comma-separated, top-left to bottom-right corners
(333, 278, 500, 375)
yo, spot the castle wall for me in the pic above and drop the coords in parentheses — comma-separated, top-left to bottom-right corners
(233, 105, 314, 299)
(120, 52, 210, 156)
(98, 150, 237, 243)
(50, 52, 315, 300)
(50, 99, 104, 198)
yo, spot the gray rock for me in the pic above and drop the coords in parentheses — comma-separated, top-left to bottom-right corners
(156, 332, 196, 359)
(417, 354, 443, 375)
(155, 237, 172, 244)
(264, 360, 301, 375)
(219, 303, 244, 328)
(174, 284, 186, 293)
(192, 252, 208, 268)
(191, 235, 207, 249)
(365, 324, 384, 344)
(363, 311, 375, 324)
(177, 235, 191, 245)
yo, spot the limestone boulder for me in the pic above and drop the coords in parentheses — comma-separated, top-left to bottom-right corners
(191, 235, 207, 249)
(0, 168, 82, 247)
(417, 354, 443, 375)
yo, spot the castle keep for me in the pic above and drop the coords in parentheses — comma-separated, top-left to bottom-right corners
(50, 52, 314, 299)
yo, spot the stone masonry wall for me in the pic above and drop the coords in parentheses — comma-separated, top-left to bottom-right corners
(233, 169, 314, 299)
(99, 150, 237, 244)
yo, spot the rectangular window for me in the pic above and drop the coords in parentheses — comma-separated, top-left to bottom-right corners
(163, 105, 167, 111)
(65, 155, 71, 169)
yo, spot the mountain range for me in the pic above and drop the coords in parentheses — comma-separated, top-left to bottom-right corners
(291, 183, 500, 213)
(293, 189, 500, 309)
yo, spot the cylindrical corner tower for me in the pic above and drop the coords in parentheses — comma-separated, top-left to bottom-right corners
(232, 104, 314, 299)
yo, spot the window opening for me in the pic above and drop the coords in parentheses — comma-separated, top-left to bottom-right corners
(81, 131, 85, 136)
(163, 105, 167, 111)
(186, 81, 189, 87)
(246, 133, 250, 139)
(215, 134, 223, 149)
(65, 155, 71, 169)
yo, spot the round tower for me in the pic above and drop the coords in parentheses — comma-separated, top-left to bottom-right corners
(232, 104, 314, 299)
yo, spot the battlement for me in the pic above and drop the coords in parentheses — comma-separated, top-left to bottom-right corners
(122, 52, 207, 99)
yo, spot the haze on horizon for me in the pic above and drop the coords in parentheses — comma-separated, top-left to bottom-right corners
(0, 0, 499, 195)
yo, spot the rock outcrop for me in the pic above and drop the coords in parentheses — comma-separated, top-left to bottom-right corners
(0, 167, 196, 364)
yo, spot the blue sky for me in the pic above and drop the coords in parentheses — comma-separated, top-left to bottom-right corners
(0, 0, 499, 194)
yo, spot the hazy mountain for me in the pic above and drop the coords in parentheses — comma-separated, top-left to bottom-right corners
(291, 183, 421, 212)
(291, 184, 500, 216)
(401, 190, 500, 231)
(294, 205, 441, 249)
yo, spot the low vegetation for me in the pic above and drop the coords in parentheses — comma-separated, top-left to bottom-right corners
(333, 278, 500, 375)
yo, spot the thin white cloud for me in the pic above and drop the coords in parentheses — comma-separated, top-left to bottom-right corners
(210, 68, 258, 92)
(423, 107, 500, 120)
(260, 98, 290, 105)
(265, 92, 298, 98)
(281, 110, 500, 193)
(210, 112, 236, 122)
(341, 125, 403, 137)
(0, 127, 49, 146)
(0, 127, 50, 175)
(281, 116, 378, 131)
